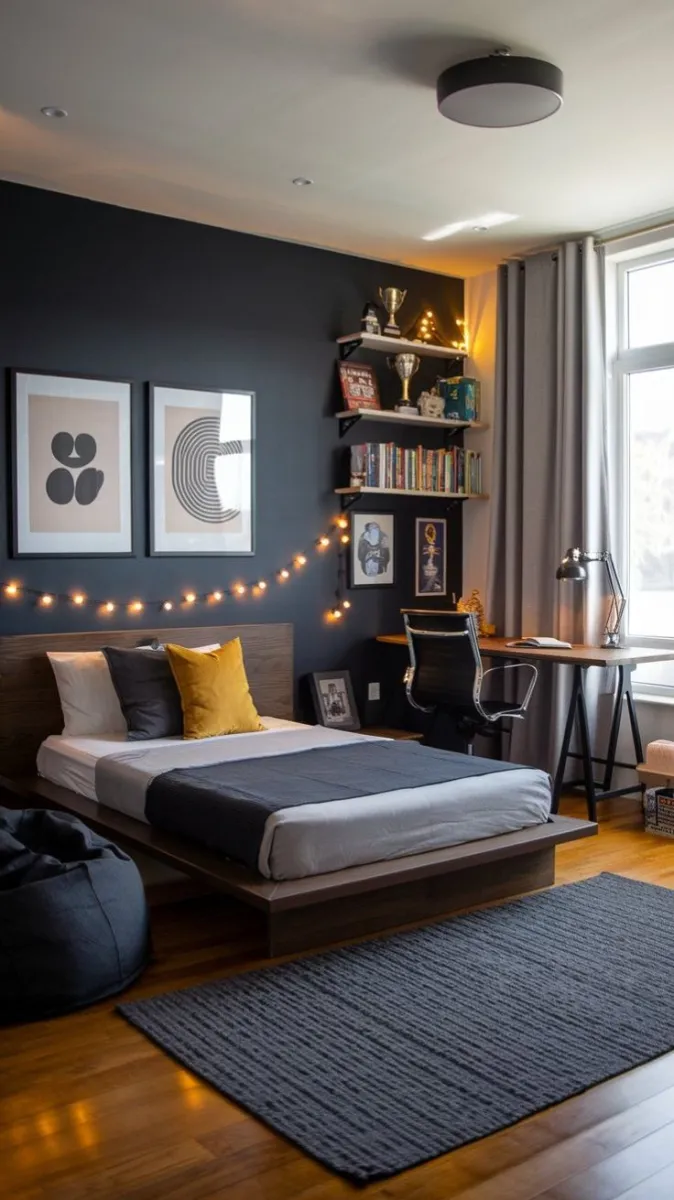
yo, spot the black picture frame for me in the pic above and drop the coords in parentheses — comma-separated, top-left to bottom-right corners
(149, 381, 256, 557)
(10, 367, 135, 559)
(308, 670, 361, 731)
(349, 511, 395, 588)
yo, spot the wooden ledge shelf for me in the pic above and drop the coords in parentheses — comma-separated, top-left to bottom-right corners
(336, 408, 487, 437)
(337, 331, 467, 360)
(336, 485, 489, 510)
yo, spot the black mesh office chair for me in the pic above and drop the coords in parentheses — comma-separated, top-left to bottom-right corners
(401, 610, 538, 755)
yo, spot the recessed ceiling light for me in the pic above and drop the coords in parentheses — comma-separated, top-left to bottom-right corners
(422, 212, 518, 241)
(437, 48, 563, 128)
(40, 106, 68, 118)
(292, 177, 313, 187)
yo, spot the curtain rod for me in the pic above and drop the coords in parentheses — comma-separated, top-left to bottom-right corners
(596, 219, 674, 245)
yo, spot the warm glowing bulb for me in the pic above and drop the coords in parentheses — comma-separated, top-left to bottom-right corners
(336, 517, 348, 530)
(257, 580, 267, 591)
(162, 600, 173, 611)
(332, 607, 343, 620)
(236, 584, 246, 595)
(456, 317, 464, 326)
(129, 601, 143, 614)
(295, 555, 307, 568)
(318, 536, 330, 549)
(4, 582, 19, 597)
(40, 594, 54, 607)
(340, 534, 350, 544)
(279, 568, 290, 580)
(103, 601, 115, 614)
(212, 591, 223, 602)
(342, 599, 351, 609)
(72, 593, 86, 606)
(184, 592, 196, 604)
(426, 310, 433, 317)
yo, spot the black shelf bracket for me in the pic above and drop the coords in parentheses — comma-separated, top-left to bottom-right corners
(339, 492, 362, 512)
(338, 413, 363, 437)
(338, 338, 362, 360)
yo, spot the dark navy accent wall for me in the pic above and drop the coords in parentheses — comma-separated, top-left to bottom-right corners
(0, 181, 463, 715)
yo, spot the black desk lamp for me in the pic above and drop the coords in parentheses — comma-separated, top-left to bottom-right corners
(556, 548, 626, 648)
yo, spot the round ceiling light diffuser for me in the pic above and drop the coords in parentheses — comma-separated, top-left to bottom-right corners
(437, 49, 562, 128)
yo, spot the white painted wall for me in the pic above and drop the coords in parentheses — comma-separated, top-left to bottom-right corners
(462, 269, 497, 603)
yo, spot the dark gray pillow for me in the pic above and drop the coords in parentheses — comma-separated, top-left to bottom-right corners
(103, 647, 183, 741)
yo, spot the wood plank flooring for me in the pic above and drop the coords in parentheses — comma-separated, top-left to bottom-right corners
(3, 795, 674, 1200)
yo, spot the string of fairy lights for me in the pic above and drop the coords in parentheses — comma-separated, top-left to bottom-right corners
(1, 516, 353, 623)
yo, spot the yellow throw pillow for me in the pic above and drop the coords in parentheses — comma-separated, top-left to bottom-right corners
(165, 638, 263, 740)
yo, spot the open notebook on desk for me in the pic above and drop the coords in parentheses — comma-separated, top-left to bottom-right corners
(506, 637, 572, 649)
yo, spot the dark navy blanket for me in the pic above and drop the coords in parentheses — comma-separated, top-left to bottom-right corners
(145, 740, 521, 871)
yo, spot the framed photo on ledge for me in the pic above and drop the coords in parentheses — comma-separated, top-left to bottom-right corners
(415, 517, 447, 597)
(11, 370, 133, 558)
(349, 511, 395, 588)
(150, 383, 254, 556)
(308, 670, 360, 732)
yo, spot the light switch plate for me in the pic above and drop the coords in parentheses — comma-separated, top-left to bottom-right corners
(368, 681, 381, 701)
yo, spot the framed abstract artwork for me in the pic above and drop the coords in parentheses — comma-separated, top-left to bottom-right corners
(415, 517, 447, 597)
(11, 370, 133, 557)
(349, 511, 395, 588)
(150, 384, 255, 556)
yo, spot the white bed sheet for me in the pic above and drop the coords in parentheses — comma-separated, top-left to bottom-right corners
(37, 720, 552, 880)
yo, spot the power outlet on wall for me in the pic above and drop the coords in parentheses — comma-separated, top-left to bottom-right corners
(368, 682, 381, 702)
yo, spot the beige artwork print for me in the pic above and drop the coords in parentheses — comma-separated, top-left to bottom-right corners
(28, 394, 121, 533)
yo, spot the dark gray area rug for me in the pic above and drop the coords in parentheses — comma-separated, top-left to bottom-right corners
(118, 873, 674, 1182)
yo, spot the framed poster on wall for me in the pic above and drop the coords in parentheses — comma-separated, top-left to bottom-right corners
(150, 384, 254, 556)
(349, 511, 395, 587)
(11, 370, 133, 557)
(415, 517, 447, 596)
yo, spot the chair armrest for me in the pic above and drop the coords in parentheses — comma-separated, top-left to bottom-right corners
(482, 662, 538, 712)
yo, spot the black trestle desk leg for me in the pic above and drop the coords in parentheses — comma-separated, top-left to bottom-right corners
(576, 676, 597, 822)
(552, 665, 582, 814)
(602, 665, 625, 793)
(625, 667, 645, 765)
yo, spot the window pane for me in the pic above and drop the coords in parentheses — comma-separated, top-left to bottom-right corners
(627, 258, 674, 348)
(627, 367, 674, 637)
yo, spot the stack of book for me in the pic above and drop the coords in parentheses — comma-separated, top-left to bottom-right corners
(350, 443, 482, 495)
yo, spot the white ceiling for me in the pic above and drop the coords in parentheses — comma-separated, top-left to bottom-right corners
(3, 0, 674, 277)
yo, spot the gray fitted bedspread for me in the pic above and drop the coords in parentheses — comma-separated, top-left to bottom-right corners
(143, 741, 521, 870)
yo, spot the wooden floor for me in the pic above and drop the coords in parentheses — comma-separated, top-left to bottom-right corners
(4, 795, 674, 1200)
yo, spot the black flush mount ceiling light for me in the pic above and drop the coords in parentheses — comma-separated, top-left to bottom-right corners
(437, 48, 563, 128)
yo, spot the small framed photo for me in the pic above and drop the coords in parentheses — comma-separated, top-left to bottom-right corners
(338, 362, 381, 411)
(415, 518, 447, 597)
(350, 512, 395, 588)
(309, 670, 360, 731)
(150, 383, 254, 556)
(11, 370, 133, 558)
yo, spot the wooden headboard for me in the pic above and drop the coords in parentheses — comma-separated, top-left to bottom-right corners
(0, 623, 293, 778)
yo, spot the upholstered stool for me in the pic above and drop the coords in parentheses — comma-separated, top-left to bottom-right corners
(0, 807, 150, 1023)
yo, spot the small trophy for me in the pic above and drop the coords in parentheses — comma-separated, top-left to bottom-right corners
(391, 352, 420, 412)
(378, 286, 407, 337)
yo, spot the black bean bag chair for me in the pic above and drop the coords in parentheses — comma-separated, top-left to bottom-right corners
(0, 807, 150, 1023)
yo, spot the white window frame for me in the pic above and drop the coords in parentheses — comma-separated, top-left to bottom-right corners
(606, 233, 674, 696)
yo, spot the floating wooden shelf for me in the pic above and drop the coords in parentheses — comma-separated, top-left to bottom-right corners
(335, 485, 489, 510)
(337, 332, 467, 360)
(335, 408, 487, 436)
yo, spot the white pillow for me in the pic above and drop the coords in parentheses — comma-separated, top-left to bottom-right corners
(151, 642, 220, 653)
(48, 651, 128, 737)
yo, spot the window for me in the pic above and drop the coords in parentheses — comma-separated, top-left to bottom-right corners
(610, 241, 674, 694)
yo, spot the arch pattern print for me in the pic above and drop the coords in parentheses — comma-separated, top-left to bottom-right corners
(151, 384, 254, 556)
(171, 416, 241, 525)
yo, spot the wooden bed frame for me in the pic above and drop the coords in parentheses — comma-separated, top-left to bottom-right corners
(0, 624, 596, 956)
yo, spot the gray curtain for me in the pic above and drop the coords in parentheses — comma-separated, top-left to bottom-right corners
(486, 238, 609, 771)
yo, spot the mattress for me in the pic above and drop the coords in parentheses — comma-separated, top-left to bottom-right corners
(37, 719, 552, 881)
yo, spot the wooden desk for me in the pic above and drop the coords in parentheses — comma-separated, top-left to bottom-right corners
(376, 634, 674, 819)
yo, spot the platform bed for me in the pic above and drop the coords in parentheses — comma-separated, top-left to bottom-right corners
(0, 624, 596, 956)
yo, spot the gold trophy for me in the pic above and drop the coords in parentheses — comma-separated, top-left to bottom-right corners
(378, 286, 407, 337)
(391, 352, 420, 412)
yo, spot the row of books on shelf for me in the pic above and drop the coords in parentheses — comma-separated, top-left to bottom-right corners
(349, 443, 483, 495)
